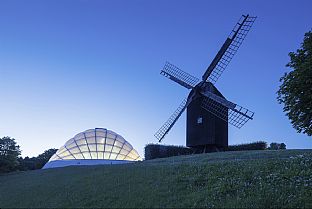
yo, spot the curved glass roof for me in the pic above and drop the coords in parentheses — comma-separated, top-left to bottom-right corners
(49, 128, 142, 162)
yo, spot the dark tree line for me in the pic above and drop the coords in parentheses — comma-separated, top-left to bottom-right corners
(268, 142, 286, 150)
(0, 136, 57, 173)
(18, 148, 58, 171)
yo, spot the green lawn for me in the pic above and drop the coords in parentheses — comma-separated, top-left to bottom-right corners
(1, 149, 312, 208)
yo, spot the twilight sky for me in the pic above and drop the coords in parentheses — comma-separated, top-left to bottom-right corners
(0, 0, 311, 157)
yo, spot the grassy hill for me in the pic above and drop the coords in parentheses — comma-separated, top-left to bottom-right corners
(1, 149, 312, 208)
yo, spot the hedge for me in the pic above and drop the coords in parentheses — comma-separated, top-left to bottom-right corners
(144, 144, 192, 160)
(226, 141, 267, 151)
(145, 141, 268, 160)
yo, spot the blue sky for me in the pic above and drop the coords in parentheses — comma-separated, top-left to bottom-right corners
(0, 0, 311, 157)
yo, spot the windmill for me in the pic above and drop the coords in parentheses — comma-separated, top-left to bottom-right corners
(154, 14, 256, 152)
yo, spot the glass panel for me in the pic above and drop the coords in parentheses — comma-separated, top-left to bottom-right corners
(122, 145, 130, 152)
(114, 140, 124, 148)
(112, 146, 121, 154)
(82, 152, 91, 159)
(96, 137, 105, 144)
(104, 152, 110, 159)
(69, 147, 80, 154)
(79, 145, 89, 152)
(105, 145, 113, 152)
(123, 142, 133, 151)
(97, 152, 104, 159)
(59, 150, 71, 157)
(86, 137, 96, 144)
(57, 146, 66, 155)
(128, 150, 139, 159)
(73, 153, 84, 159)
(75, 139, 86, 146)
(85, 129, 95, 138)
(65, 142, 76, 150)
(105, 138, 115, 145)
(132, 149, 139, 157)
(119, 149, 130, 156)
(106, 130, 116, 139)
(110, 153, 117, 160)
(90, 152, 97, 159)
(97, 144, 105, 152)
(124, 156, 134, 161)
(74, 133, 85, 141)
(62, 155, 75, 160)
(116, 136, 125, 144)
(88, 144, 96, 152)
(49, 154, 58, 161)
(65, 138, 75, 147)
(95, 129, 106, 137)
(126, 150, 134, 158)
(116, 154, 126, 160)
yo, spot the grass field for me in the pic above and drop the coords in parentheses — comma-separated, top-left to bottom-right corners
(1, 149, 312, 208)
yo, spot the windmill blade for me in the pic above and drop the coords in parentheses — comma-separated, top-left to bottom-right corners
(202, 14, 257, 84)
(201, 91, 254, 128)
(161, 61, 200, 89)
(154, 98, 189, 142)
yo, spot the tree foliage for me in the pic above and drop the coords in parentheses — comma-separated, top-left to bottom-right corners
(268, 142, 286, 150)
(277, 30, 312, 136)
(35, 148, 58, 169)
(0, 135, 57, 172)
(280, 143, 286, 150)
(18, 148, 57, 170)
(0, 136, 21, 172)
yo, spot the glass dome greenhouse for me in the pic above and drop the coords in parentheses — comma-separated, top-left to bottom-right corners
(43, 128, 142, 169)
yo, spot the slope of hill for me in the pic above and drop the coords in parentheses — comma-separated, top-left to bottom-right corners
(1, 150, 312, 208)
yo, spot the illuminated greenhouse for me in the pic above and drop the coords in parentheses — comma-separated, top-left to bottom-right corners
(43, 128, 142, 169)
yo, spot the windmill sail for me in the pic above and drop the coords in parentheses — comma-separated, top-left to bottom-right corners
(155, 14, 256, 144)
(161, 62, 200, 89)
(154, 98, 188, 142)
(202, 15, 257, 84)
(201, 92, 254, 128)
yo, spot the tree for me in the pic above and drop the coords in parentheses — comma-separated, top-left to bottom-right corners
(277, 30, 312, 136)
(17, 156, 36, 171)
(280, 143, 286, 150)
(18, 148, 58, 170)
(269, 142, 280, 150)
(268, 142, 287, 150)
(35, 148, 57, 169)
(0, 136, 21, 172)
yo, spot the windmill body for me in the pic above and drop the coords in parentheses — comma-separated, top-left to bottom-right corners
(186, 82, 228, 151)
(155, 15, 257, 152)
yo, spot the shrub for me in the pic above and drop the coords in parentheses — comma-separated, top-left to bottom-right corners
(268, 142, 287, 150)
(280, 143, 286, 149)
(145, 144, 192, 160)
(226, 141, 267, 151)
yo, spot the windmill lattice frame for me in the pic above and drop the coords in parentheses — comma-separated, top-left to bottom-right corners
(155, 14, 257, 147)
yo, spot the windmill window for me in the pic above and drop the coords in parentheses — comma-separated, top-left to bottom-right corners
(197, 117, 203, 124)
